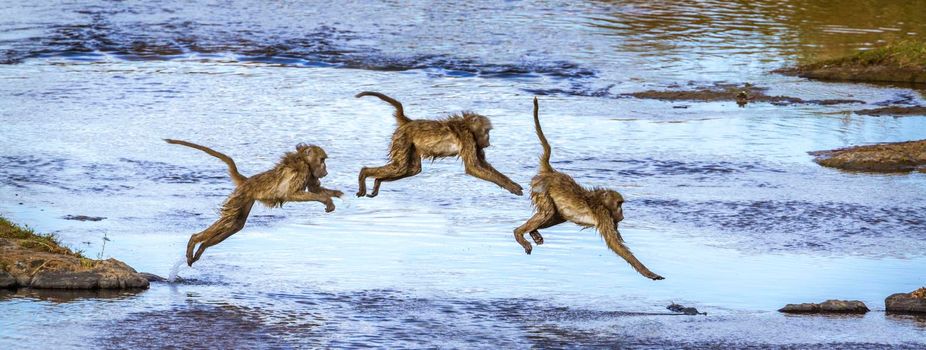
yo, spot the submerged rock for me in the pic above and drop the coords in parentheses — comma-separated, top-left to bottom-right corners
(62, 215, 106, 222)
(779, 300, 869, 314)
(667, 303, 707, 315)
(809, 140, 926, 173)
(624, 83, 862, 106)
(138, 272, 168, 282)
(886, 287, 926, 314)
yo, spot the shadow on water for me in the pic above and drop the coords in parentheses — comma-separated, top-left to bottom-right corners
(96, 288, 924, 349)
(0, 288, 145, 303)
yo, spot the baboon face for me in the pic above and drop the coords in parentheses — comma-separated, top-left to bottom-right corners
(466, 114, 493, 148)
(298, 144, 329, 178)
(601, 190, 625, 223)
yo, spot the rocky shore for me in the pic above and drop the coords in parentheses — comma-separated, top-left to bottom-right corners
(0, 217, 149, 290)
(809, 140, 926, 173)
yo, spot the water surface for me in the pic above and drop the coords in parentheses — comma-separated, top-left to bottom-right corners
(1, 0, 925, 348)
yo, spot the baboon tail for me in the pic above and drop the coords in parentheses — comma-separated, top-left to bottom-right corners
(164, 139, 248, 186)
(355, 91, 412, 125)
(533, 97, 554, 173)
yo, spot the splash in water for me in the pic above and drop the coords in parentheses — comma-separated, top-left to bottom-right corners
(167, 256, 186, 283)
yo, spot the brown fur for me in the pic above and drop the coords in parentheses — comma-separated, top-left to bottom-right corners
(513, 98, 664, 280)
(165, 139, 343, 266)
(355, 91, 523, 197)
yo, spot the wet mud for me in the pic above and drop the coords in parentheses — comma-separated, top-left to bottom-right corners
(624, 83, 864, 106)
(855, 106, 926, 117)
(775, 64, 926, 85)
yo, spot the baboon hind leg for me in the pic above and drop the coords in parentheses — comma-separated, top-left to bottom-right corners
(514, 210, 556, 255)
(529, 214, 565, 245)
(368, 150, 421, 197)
(187, 202, 254, 266)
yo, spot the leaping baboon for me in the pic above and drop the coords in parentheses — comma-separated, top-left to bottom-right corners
(513, 98, 664, 280)
(354, 91, 523, 198)
(165, 139, 343, 266)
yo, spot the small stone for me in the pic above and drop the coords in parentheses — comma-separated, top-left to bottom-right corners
(779, 303, 820, 313)
(779, 300, 868, 314)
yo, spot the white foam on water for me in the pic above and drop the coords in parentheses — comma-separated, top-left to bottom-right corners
(337, 195, 352, 210)
(167, 256, 186, 283)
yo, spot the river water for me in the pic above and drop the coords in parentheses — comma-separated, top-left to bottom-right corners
(1, 0, 925, 348)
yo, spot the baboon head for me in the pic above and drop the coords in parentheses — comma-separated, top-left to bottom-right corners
(463, 113, 493, 148)
(296, 144, 329, 178)
(592, 189, 625, 223)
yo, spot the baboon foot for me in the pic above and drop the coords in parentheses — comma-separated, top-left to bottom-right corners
(529, 231, 544, 245)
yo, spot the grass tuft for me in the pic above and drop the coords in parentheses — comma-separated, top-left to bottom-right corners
(0, 216, 85, 258)
(803, 40, 926, 70)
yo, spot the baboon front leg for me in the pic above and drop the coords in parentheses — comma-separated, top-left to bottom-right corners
(514, 210, 555, 255)
(594, 209, 664, 280)
(285, 191, 337, 212)
(461, 146, 523, 195)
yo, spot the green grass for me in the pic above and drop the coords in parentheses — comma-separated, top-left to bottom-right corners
(0, 216, 84, 258)
(803, 40, 926, 70)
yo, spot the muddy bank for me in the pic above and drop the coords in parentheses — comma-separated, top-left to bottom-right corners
(776, 40, 926, 84)
(810, 140, 926, 173)
(0, 217, 148, 290)
(623, 83, 863, 106)
(855, 106, 926, 117)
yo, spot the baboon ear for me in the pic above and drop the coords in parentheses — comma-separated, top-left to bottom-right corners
(296, 143, 310, 153)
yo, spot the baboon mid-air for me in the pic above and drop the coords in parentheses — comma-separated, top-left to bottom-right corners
(354, 91, 523, 198)
(513, 98, 664, 280)
(165, 139, 343, 266)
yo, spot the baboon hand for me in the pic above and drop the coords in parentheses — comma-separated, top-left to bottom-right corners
(324, 198, 336, 212)
(646, 272, 665, 280)
(331, 189, 344, 198)
(507, 183, 524, 196)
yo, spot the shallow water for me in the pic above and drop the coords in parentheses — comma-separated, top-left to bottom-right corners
(1, 0, 926, 348)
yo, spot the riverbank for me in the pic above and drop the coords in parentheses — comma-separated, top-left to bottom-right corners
(776, 40, 926, 84)
(0, 216, 148, 289)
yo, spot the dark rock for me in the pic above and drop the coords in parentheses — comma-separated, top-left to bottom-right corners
(0, 270, 17, 288)
(886, 289, 926, 314)
(139, 272, 167, 282)
(779, 303, 820, 313)
(62, 215, 106, 222)
(779, 300, 869, 314)
(667, 303, 706, 315)
(31, 271, 101, 289)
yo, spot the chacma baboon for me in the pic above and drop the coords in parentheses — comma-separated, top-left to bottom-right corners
(354, 91, 523, 198)
(513, 98, 664, 280)
(165, 139, 343, 266)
